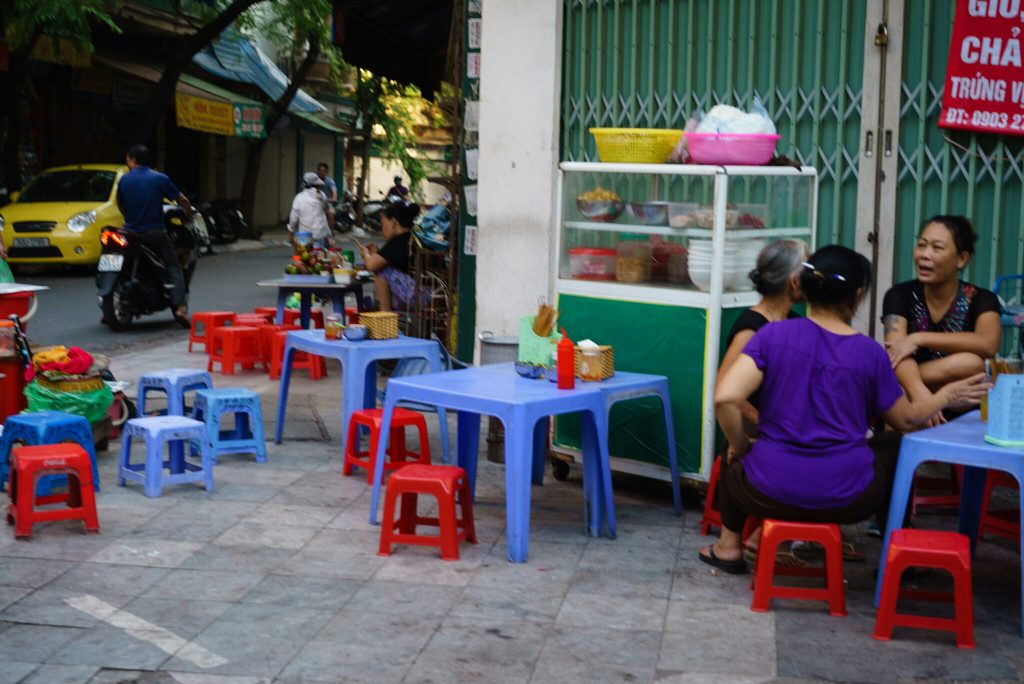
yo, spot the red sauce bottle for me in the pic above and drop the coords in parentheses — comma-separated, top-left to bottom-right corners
(557, 328, 575, 390)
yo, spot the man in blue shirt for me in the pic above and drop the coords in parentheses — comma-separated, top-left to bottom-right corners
(116, 144, 194, 325)
(316, 163, 338, 203)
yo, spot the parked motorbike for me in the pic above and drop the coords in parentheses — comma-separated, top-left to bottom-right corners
(361, 191, 405, 232)
(332, 189, 356, 235)
(207, 198, 253, 242)
(95, 203, 200, 331)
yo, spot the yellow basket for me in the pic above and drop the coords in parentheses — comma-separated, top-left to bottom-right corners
(574, 345, 615, 380)
(589, 128, 684, 163)
(36, 373, 105, 393)
(359, 312, 399, 340)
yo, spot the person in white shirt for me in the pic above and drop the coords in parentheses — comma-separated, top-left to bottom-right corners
(288, 172, 332, 248)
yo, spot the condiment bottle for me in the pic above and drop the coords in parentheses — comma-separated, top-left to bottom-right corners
(557, 328, 575, 390)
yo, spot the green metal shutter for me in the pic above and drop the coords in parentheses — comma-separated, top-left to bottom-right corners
(561, 0, 867, 249)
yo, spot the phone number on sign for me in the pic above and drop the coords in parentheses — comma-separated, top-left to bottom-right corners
(944, 107, 1024, 130)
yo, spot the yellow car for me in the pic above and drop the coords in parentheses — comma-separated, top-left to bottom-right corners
(0, 164, 126, 265)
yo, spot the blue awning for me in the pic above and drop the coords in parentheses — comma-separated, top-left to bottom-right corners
(193, 32, 326, 114)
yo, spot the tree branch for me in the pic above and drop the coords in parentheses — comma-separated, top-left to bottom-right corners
(265, 37, 322, 132)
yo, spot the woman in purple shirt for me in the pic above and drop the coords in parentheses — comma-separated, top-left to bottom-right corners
(699, 245, 988, 574)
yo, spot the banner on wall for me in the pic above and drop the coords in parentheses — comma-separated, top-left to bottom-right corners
(940, 0, 1024, 136)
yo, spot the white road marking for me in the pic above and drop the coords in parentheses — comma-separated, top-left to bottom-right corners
(65, 594, 228, 668)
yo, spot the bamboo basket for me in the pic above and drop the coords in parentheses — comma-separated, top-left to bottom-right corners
(574, 345, 614, 380)
(360, 312, 399, 340)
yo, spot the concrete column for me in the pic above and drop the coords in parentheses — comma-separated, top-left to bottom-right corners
(475, 0, 563, 352)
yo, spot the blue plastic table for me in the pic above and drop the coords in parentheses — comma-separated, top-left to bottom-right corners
(873, 410, 1024, 635)
(476, 363, 682, 519)
(273, 330, 450, 461)
(366, 366, 614, 563)
(256, 279, 366, 329)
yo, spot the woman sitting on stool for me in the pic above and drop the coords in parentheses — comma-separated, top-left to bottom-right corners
(699, 245, 988, 574)
(359, 202, 428, 313)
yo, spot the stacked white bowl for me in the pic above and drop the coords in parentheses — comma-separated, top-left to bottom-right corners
(687, 238, 766, 292)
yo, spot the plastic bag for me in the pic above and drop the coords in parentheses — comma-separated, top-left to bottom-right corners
(23, 381, 114, 424)
(0, 259, 14, 284)
(695, 98, 776, 135)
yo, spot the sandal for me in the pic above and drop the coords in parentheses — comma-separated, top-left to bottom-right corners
(743, 543, 807, 568)
(698, 545, 747, 575)
(842, 540, 866, 563)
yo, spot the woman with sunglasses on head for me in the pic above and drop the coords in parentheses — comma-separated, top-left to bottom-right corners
(699, 245, 988, 574)
(881, 215, 1000, 426)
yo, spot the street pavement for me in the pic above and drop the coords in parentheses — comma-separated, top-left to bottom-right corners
(0, 237, 1023, 682)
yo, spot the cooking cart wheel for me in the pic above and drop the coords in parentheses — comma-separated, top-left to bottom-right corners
(551, 458, 571, 481)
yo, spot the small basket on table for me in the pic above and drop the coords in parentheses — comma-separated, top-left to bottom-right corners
(359, 312, 399, 340)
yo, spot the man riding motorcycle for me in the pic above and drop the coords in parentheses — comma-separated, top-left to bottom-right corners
(115, 144, 194, 327)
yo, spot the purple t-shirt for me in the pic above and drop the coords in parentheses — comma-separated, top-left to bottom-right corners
(740, 318, 904, 509)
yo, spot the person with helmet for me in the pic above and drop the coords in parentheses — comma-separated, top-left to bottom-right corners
(387, 174, 410, 199)
(288, 172, 332, 248)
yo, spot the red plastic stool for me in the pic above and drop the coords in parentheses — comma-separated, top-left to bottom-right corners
(207, 326, 262, 375)
(188, 311, 234, 353)
(911, 464, 963, 517)
(283, 308, 325, 329)
(233, 313, 273, 327)
(699, 457, 759, 543)
(873, 529, 975, 648)
(256, 324, 300, 370)
(269, 330, 325, 381)
(750, 519, 846, 616)
(978, 471, 1020, 542)
(6, 444, 99, 539)
(343, 408, 431, 483)
(378, 464, 477, 560)
(253, 307, 279, 319)
(345, 307, 359, 324)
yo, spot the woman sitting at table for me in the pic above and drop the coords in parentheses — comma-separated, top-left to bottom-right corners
(359, 201, 427, 313)
(881, 215, 1000, 425)
(699, 245, 988, 574)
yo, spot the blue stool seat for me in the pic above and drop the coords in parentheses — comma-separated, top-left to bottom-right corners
(0, 411, 100, 495)
(117, 416, 213, 497)
(192, 388, 266, 463)
(138, 369, 213, 416)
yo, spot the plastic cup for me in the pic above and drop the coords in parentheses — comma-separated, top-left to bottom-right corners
(324, 314, 343, 340)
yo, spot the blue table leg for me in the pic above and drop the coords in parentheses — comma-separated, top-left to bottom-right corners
(168, 390, 185, 474)
(299, 291, 312, 329)
(426, 349, 451, 464)
(874, 454, 921, 607)
(275, 289, 288, 324)
(330, 292, 345, 315)
(274, 344, 296, 444)
(368, 399, 397, 525)
(658, 382, 682, 516)
(363, 361, 377, 410)
(582, 409, 616, 538)
(457, 411, 481, 496)
(531, 418, 547, 485)
(958, 465, 987, 554)
(504, 406, 533, 563)
(339, 358, 365, 453)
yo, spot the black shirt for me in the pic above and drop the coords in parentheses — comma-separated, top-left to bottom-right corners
(377, 230, 412, 274)
(881, 280, 1000, 363)
(725, 308, 798, 407)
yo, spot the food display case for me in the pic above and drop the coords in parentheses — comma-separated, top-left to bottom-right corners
(553, 162, 818, 482)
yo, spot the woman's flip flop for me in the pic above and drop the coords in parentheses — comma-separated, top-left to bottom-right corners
(698, 545, 748, 575)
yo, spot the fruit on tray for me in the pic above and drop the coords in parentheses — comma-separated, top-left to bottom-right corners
(284, 248, 333, 275)
(577, 188, 621, 202)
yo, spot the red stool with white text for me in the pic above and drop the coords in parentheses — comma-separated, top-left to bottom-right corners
(6, 444, 99, 539)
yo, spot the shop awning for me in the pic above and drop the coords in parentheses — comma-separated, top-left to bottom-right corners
(292, 110, 347, 135)
(93, 56, 266, 138)
(193, 31, 326, 114)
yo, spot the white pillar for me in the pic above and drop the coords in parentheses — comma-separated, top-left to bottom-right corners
(475, 0, 563, 355)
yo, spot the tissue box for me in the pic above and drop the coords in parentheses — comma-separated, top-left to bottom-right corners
(574, 345, 614, 379)
(985, 374, 1024, 447)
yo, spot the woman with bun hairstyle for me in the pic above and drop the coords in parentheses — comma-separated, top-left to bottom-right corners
(359, 201, 424, 312)
(881, 215, 1000, 425)
(699, 245, 989, 574)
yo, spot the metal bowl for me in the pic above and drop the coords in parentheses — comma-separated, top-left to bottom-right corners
(343, 324, 368, 341)
(628, 201, 669, 226)
(576, 199, 625, 223)
(514, 362, 546, 379)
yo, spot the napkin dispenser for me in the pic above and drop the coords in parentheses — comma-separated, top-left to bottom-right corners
(985, 374, 1024, 447)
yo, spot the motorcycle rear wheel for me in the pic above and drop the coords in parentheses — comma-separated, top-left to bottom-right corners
(101, 283, 134, 331)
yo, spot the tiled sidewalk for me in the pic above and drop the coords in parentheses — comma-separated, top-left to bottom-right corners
(0, 339, 1022, 683)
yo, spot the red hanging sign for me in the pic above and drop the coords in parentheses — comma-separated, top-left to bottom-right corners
(940, 0, 1024, 136)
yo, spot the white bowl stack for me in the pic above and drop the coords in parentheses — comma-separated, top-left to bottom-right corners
(687, 238, 766, 292)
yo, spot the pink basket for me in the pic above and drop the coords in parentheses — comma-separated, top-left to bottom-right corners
(687, 132, 781, 165)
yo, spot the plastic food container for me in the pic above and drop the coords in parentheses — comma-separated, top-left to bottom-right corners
(616, 236, 651, 283)
(568, 248, 617, 281)
(324, 314, 344, 340)
(668, 202, 700, 228)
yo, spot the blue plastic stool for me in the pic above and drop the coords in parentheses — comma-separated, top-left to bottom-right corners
(117, 416, 213, 498)
(192, 388, 266, 464)
(0, 411, 100, 495)
(138, 369, 213, 416)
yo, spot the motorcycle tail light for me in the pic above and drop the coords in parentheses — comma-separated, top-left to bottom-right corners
(101, 229, 127, 248)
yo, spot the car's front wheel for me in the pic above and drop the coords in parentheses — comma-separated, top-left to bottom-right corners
(101, 282, 133, 331)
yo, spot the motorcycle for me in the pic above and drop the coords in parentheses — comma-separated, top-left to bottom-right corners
(332, 189, 356, 235)
(360, 191, 405, 232)
(207, 198, 254, 242)
(95, 203, 200, 331)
